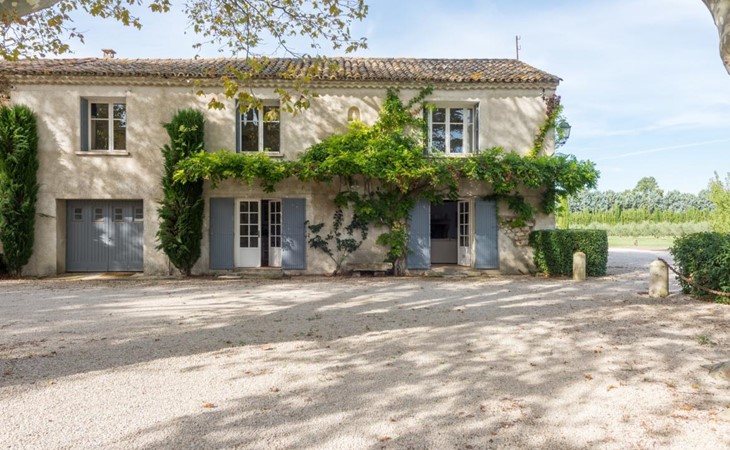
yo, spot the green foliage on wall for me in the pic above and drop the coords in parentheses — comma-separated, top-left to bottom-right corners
(175, 88, 599, 273)
(671, 232, 730, 301)
(0, 105, 39, 276)
(708, 172, 730, 233)
(175, 149, 293, 193)
(306, 208, 369, 275)
(529, 229, 608, 277)
(530, 94, 563, 156)
(157, 109, 206, 276)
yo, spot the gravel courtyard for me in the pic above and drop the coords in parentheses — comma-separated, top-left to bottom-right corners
(1, 250, 729, 449)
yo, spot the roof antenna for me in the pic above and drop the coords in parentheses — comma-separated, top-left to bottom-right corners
(515, 35, 521, 60)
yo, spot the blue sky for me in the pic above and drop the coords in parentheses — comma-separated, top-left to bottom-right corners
(67, 0, 730, 193)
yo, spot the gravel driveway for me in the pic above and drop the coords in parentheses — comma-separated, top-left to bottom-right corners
(1, 250, 729, 449)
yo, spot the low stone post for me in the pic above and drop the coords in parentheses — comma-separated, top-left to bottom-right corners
(649, 259, 669, 298)
(573, 252, 586, 281)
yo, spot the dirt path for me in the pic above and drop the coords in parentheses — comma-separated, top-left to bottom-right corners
(0, 250, 728, 449)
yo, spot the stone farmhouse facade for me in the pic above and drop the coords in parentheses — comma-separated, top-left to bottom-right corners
(0, 57, 560, 276)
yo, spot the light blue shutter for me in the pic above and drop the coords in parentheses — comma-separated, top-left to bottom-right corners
(235, 101, 241, 153)
(210, 198, 234, 270)
(475, 199, 499, 269)
(80, 98, 89, 151)
(282, 198, 306, 270)
(407, 199, 431, 270)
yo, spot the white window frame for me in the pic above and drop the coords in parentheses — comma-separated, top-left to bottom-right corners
(240, 103, 281, 153)
(426, 104, 477, 155)
(88, 99, 127, 151)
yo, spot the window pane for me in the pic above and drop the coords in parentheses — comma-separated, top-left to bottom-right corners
(250, 202, 258, 213)
(250, 225, 258, 236)
(113, 120, 126, 150)
(240, 237, 248, 247)
(466, 107, 474, 153)
(431, 124, 446, 152)
(466, 123, 473, 153)
(113, 104, 126, 122)
(134, 207, 143, 222)
(241, 123, 258, 152)
(242, 109, 258, 124)
(94, 208, 104, 221)
(264, 122, 280, 152)
(250, 237, 258, 248)
(114, 208, 123, 222)
(432, 108, 446, 123)
(240, 202, 248, 213)
(450, 124, 464, 154)
(450, 108, 464, 124)
(73, 208, 83, 221)
(263, 106, 280, 122)
(91, 120, 109, 150)
(91, 103, 108, 119)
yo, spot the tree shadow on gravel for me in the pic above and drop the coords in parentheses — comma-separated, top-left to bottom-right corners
(0, 267, 728, 448)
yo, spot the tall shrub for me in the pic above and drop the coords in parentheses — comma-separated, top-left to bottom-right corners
(157, 109, 205, 276)
(671, 232, 730, 300)
(0, 105, 39, 276)
(708, 172, 730, 233)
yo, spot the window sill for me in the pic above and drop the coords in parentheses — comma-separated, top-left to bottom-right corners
(75, 150, 130, 157)
(238, 151, 284, 158)
(427, 152, 475, 158)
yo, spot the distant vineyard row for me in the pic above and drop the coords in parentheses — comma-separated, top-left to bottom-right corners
(567, 208, 711, 226)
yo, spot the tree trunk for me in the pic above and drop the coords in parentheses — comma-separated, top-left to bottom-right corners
(0, 0, 60, 17)
(392, 256, 406, 276)
(703, 0, 730, 75)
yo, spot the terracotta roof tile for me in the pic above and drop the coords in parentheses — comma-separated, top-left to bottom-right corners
(0, 57, 560, 84)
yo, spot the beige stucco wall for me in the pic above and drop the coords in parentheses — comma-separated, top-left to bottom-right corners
(9, 82, 553, 276)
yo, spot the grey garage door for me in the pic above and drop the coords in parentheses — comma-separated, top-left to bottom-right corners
(66, 200, 144, 272)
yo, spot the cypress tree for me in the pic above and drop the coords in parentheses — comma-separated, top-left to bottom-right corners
(0, 105, 39, 276)
(156, 109, 205, 276)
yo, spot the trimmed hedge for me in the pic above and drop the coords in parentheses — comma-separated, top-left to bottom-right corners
(670, 232, 730, 299)
(530, 229, 608, 276)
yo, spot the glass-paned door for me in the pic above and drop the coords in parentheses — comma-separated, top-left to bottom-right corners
(268, 200, 282, 267)
(237, 200, 261, 267)
(458, 200, 471, 266)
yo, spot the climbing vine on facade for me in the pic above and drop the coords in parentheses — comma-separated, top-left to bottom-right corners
(530, 94, 565, 157)
(175, 88, 599, 274)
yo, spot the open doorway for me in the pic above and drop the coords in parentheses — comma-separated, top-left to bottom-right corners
(431, 201, 458, 264)
(430, 200, 471, 266)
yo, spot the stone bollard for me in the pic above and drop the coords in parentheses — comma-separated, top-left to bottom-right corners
(573, 252, 586, 281)
(649, 259, 669, 298)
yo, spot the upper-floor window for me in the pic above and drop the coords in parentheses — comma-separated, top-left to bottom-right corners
(80, 98, 126, 152)
(238, 104, 280, 153)
(426, 105, 477, 154)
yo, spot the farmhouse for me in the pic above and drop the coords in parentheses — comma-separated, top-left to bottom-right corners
(0, 57, 561, 276)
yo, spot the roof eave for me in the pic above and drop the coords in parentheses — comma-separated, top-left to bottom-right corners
(1, 74, 561, 90)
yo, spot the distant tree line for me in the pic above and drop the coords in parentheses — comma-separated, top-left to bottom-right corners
(567, 177, 713, 226)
